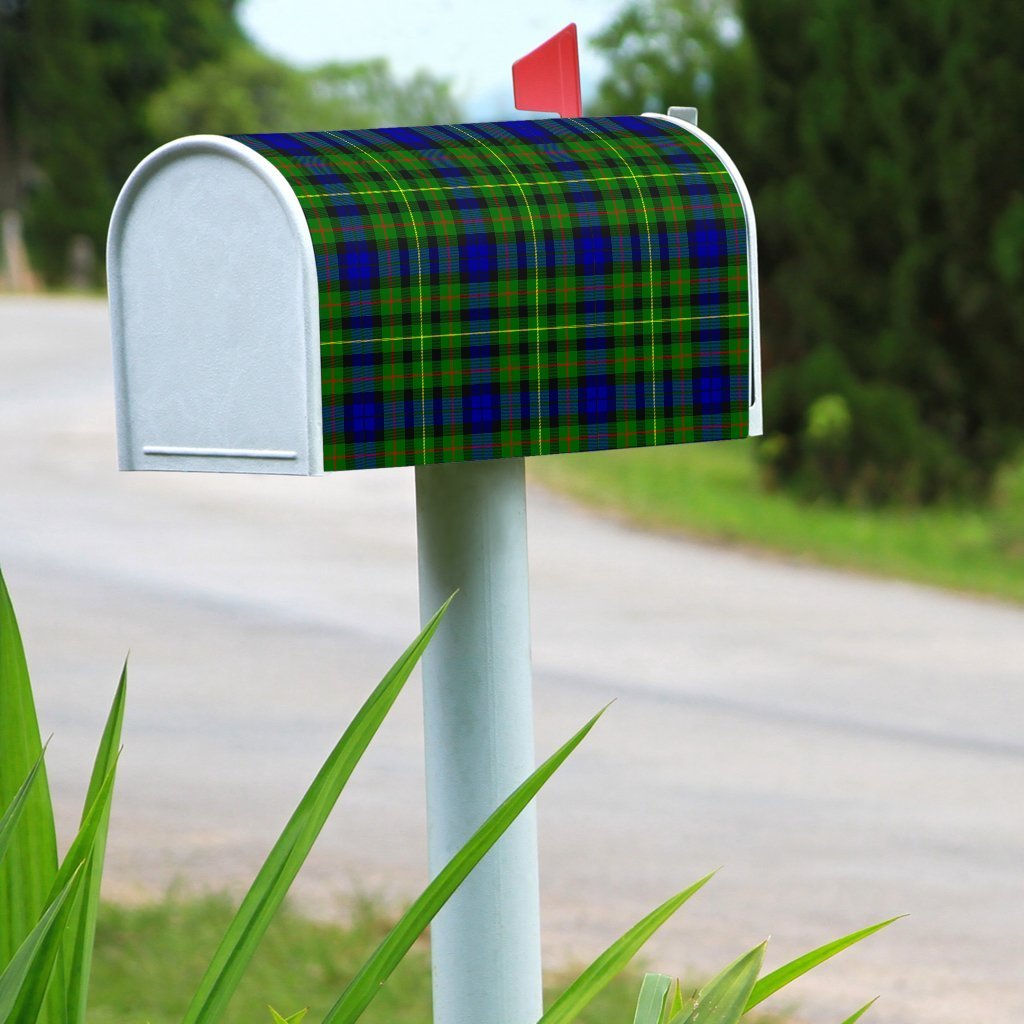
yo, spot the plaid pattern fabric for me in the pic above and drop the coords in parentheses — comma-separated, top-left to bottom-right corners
(233, 116, 752, 471)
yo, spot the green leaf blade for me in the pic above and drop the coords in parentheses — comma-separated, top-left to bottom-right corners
(840, 997, 878, 1024)
(0, 567, 60, 1024)
(182, 598, 453, 1024)
(269, 1008, 308, 1024)
(321, 708, 606, 1024)
(0, 750, 46, 870)
(633, 973, 672, 1024)
(667, 980, 685, 1021)
(539, 872, 715, 1024)
(12, 761, 119, 1024)
(66, 663, 127, 1024)
(672, 943, 765, 1024)
(0, 868, 85, 1024)
(839, 995, 880, 1019)
(745, 918, 902, 1012)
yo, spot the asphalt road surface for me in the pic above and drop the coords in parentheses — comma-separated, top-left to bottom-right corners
(1, 297, 1022, 1023)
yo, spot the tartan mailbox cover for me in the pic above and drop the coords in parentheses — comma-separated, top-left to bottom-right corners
(108, 113, 760, 476)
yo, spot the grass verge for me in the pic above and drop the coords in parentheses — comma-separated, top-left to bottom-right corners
(87, 894, 645, 1024)
(530, 442, 1024, 604)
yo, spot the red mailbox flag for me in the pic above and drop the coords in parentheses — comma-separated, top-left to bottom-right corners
(512, 24, 582, 118)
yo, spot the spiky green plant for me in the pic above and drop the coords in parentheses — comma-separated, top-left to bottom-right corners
(537, 908, 899, 1024)
(0, 568, 597, 1024)
(0, 564, 125, 1024)
(1, 564, 898, 1024)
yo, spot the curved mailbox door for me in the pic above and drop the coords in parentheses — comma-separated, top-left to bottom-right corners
(108, 136, 322, 475)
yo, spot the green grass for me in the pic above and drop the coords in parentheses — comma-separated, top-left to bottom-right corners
(530, 442, 1024, 604)
(86, 895, 645, 1024)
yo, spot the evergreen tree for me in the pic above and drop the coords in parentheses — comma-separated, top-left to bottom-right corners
(594, 0, 1024, 503)
(1, 0, 241, 284)
(1, 0, 463, 287)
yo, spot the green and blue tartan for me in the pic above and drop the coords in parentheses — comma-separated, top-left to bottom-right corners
(233, 116, 752, 471)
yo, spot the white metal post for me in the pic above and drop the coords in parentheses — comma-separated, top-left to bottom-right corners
(415, 457, 543, 1024)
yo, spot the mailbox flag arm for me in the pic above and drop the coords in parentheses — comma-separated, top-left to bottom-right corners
(512, 24, 582, 117)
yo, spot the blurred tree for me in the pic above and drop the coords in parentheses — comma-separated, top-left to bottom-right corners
(147, 47, 464, 140)
(1, 0, 463, 287)
(299, 60, 464, 130)
(594, 0, 1024, 504)
(0, 0, 27, 214)
(145, 45, 310, 140)
(1, 0, 242, 284)
(591, 0, 742, 118)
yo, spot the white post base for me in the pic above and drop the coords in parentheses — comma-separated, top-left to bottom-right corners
(415, 457, 543, 1024)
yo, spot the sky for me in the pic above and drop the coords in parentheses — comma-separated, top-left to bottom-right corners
(238, 0, 626, 120)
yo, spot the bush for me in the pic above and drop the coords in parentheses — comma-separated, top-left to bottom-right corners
(991, 453, 1024, 557)
(759, 346, 979, 505)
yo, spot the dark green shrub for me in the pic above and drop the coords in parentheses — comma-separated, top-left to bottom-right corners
(594, 0, 1024, 506)
(759, 347, 978, 505)
(991, 453, 1024, 557)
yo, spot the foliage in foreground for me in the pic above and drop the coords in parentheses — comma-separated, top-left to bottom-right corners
(0, 568, 594, 1024)
(628, 968, 877, 1024)
(0, 565, 896, 1023)
(534, 890, 897, 1024)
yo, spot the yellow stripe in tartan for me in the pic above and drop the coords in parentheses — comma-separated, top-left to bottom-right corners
(325, 130, 429, 462)
(572, 119, 660, 444)
(292, 168, 732, 201)
(321, 311, 750, 346)
(448, 123, 546, 456)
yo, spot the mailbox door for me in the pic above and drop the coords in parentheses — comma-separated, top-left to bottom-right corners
(108, 137, 322, 475)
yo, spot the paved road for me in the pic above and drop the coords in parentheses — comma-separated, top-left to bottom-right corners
(1, 297, 1022, 1022)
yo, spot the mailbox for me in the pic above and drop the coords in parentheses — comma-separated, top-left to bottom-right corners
(106, 49, 767, 1024)
(108, 112, 760, 475)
